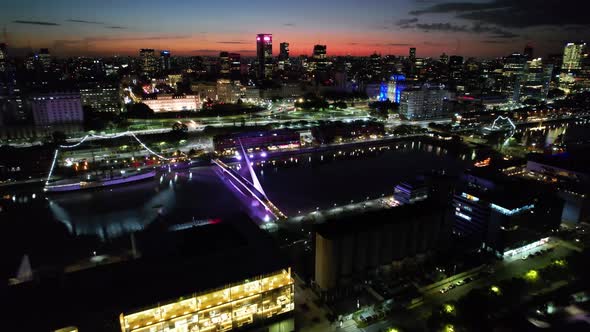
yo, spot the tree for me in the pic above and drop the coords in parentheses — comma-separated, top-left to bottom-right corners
(52, 131, 67, 145)
(127, 103, 155, 118)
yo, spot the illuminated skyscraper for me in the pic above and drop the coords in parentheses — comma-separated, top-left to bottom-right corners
(219, 51, 230, 77)
(439, 52, 449, 65)
(139, 48, 157, 77)
(409, 47, 416, 61)
(562, 42, 585, 71)
(256, 33, 273, 80)
(229, 53, 241, 80)
(160, 50, 171, 71)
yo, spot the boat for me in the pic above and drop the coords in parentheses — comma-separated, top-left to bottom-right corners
(44, 169, 157, 192)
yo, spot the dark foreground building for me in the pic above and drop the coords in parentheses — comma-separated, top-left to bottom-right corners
(5, 217, 294, 332)
(313, 200, 451, 300)
(213, 129, 301, 155)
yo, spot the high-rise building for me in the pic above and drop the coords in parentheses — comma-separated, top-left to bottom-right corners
(562, 42, 585, 71)
(519, 58, 553, 102)
(219, 51, 230, 77)
(256, 33, 273, 80)
(80, 84, 122, 113)
(399, 83, 452, 120)
(409, 47, 416, 61)
(502, 53, 527, 101)
(0, 43, 7, 73)
(37, 48, 52, 72)
(229, 53, 241, 80)
(439, 52, 449, 65)
(160, 50, 171, 71)
(279, 42, 289, 61)
(312, 45, 327, 60)
(139, 48, 157, 77)
(524, 44, 534, 60)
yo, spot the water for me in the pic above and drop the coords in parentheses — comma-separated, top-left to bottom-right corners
(254, 140, 468, 216)
(3, 167, 244, 240)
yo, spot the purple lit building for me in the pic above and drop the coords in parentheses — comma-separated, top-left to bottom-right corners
(30, 91, 84, 126)
(256, 34, 273, 80)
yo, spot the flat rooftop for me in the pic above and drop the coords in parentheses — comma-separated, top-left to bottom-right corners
(5, 215, 289, 331)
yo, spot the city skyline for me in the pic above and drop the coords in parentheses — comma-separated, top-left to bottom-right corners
(2, 0, 589, 58)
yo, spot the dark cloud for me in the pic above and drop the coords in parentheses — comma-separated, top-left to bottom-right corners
(283, 23, 296, 27)
(217, 41, 248, 44)
(411, 0, 590, 28)
(67, 19, 104, 25)
(402, 22, 518, 39)
(107, 26, 127, 29)
(13, 20, 59, 26)
(396, 18, 418, 26)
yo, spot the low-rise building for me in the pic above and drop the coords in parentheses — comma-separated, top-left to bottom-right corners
(142, 94, 200, 112)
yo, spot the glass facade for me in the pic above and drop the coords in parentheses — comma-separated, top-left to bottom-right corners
(120, 268, 294, 332)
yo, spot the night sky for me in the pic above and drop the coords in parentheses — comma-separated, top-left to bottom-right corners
(2, 0, 589, 58)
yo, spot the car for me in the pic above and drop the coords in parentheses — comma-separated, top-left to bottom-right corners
(455, 280, 466, 286)
(440, 287, 448, 294)
(448, 284, 457, 290)
(464, 277, 473, 284)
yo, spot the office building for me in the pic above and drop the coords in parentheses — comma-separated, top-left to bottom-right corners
(449, 55, 463, 82)
(216, 79, 242, 103)
(30, 91, 84, 126)
(229, 53, 241, 80)
(37, 48, 52, 72)
(256, 34, 273, 80)
(399, 84, 452, 120)
(79, 84, 121, 113)
(439, 52, 449, 65)
(160, 50, 171, 71)
(312, 45, 327, 60)
(142, 94, 200, 112)
(502, 53, 527, 101)
(562, 42, 585, 71)
(279, 42, 289, 61)
(394, 179, 429, 205)
(409, 47, 416, 61)
(219, 51, 230, 77)
(452, 169, 562, 257)
(519, 58, 553, 102)
(139, 49, 158, 77)
(314, 200, 451, 299)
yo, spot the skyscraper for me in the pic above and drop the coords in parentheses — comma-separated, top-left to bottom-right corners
(139, 48, 157, 77)
(256, 33, 273, 80)
(229, 53, 241, 80)
(439, 52, 449, 65)
(524, 44, 534, 60)
(409, 47, 416, 61)
(37, 48, 51, 72)
(279, 42, 289, 61)
(219, 51, 230, 77)
(313, 45, 327, 60)
(0, 43, 7, 73)
(562, 42, 585, 71)
(160, 50, 171, 71)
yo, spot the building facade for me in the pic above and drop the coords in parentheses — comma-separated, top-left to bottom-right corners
(256, 34, 273, 80)
(399, 84, 451, 120)
(139, 49, 158, 77)
(80, 84, 121, 113)
(30, 92, 84, 126)
(142, 94, 200, 112)
(120, 268, 294, 332)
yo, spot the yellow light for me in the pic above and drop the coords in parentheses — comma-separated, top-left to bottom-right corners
(490, 286, 501, 294)
(525, 269, 539, 282)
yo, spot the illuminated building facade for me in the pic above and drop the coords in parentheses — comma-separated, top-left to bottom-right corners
(399, 84, 451, 120)
(409, 47, 416, 61)
(30, 91, 84, 125)
(256, 34, 273, 80)
(142, 94, 200, 112)
(0, 42, 6, 73)
(562, 42, 585, 71)
(229, 53, 241, 80)
(80, 84, 121, 113)
(452, 170, 562, 256)
(519, 58, 553, 102)
(213, 129, 301, 155)
(279, 42, 289, 61)
(160, 50, 171, 71)
(120, 268, 294, 332)
(139, 49, 158, 77)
